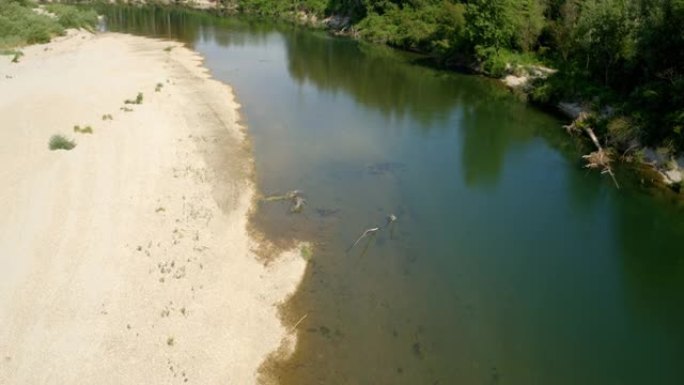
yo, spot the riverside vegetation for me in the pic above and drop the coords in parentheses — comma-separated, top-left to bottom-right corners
(0, 0, 97, 48)
(7, 0, 683, 188)
(216, 0, 684, 189)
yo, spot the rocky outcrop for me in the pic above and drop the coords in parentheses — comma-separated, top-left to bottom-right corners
(557, 102, 587, 120)
(324, 14, 351, 31)
(500, 64, 556, 91)
(643, 148, 684, 186)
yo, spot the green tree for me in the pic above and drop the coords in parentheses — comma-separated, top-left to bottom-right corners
(512, 0, 546, 51)
(465, 0, 517, 55)
(547, 0, 581, 61)
(574, 0, 634, 86)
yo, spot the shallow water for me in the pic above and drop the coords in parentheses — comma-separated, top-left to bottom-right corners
(104, 7, 684, 385)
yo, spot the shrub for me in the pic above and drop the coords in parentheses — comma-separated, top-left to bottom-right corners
(607, 116, 639, 148)
(48, 135, 76, 151)
(124, 92, 143, 105)
(11, 50, 23, 63)
(1, 49, 23, 63)
(0, 1, 97, 50)
(45, 4, 98, 31)
(73, 125, 93, 134)
(0, 1, 64, 47)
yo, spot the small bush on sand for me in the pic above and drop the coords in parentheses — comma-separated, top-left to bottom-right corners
(155, 82, 163, 92)
(8, 50, 23, 63)
(101, 114, 113, 121)
(124, 92, 143, 105)
(48, 135, 76, 151)
(73, 125, 93, 134)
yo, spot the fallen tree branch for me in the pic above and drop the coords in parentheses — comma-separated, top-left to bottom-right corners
(347, 227, 380, 252)
(347, 214, 399, 253)
(582, 126, 620, 189)
(290, 313, 309, 333)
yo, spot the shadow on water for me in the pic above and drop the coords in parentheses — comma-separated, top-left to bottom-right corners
(284, 33, 459, 127)
(101, 5, 280, 47)
(102, 6, 684, 385)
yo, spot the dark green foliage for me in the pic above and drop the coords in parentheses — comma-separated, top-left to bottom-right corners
(236, 0, 328, 18)
(306, 0, 684, 151)
(537, 0, 684, 149)
(48, 135, 76, 151)
(358, 1, 467, 56)
(73, 125, 94, 134)
(217, 1, 682, 151)
(465, 0, 518, 54)
(124, 92, 144, 105)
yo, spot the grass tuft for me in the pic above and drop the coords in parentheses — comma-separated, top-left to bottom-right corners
(124, 92, 143, 105)
(300, 243, 313, 260)
(48, 135, 76, 151)
(11, 51, 23, 63)
(73, 125, 93, 134)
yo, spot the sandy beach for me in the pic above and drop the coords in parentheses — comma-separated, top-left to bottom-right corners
(0, 30, 305, 384)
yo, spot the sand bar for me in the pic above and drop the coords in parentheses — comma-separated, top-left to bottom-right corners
(0, 30, 305, 384)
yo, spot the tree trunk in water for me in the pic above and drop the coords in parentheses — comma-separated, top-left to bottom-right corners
(583, 127, 620, 189)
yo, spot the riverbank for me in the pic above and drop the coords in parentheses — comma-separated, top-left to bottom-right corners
(0, 29, 306, 384)
(122, 1, 683, 197)
(93, 2, 684, 200)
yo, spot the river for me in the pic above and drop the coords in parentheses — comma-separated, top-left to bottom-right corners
(103, 6, 684, 385)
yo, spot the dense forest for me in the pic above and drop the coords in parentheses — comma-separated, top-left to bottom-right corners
(231, 0, 684, 155)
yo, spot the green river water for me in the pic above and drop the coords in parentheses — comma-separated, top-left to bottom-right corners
(103, 7, 684, 385)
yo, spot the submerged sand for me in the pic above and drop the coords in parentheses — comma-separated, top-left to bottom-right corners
(0, 30, 305, 384)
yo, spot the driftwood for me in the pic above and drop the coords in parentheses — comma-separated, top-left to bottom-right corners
(348, 227, 380, 252)
(385, 214, 397, 226)
(262, 189, 302, 202)
(290, 195, 306, 213)
(290, 313, 309, 333)
(565, 113, 619, 189)
(582, 127, 620, 189)
(347, 213, 399, 253)
(385, 214, 398, 240)
(263, 190, 307, 213)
